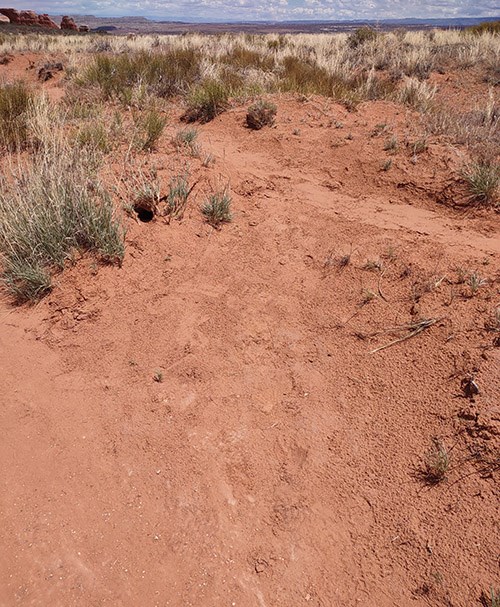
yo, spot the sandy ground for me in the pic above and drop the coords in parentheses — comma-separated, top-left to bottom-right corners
(0, 54, 499, 606)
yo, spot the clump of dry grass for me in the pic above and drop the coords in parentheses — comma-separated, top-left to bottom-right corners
(0, 81, 32, 149)
(182, 79, 229, 123)
(77, 49, 201, 100)
(139, 108, 167, 151)
(202, 187, 232, 228)
(246, 99, 276, 129)
(0, 142, 124, 302)
(398, 77, 436, 111)
(463, 161, 499, 206)
(421, 438, 450, 485)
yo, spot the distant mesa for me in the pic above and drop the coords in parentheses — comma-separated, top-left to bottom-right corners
(0, 8, 88, 31)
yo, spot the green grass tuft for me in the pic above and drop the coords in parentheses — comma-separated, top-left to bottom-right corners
(202, 188, 232, 228)
(464, 161, 499, 206)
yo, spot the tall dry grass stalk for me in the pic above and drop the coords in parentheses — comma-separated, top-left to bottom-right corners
(0, 121, 124, 301)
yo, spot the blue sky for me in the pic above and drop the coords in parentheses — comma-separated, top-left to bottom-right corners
(13, 0, 500, 21)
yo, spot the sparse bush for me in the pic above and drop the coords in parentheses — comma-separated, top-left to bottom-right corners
(0, 144, 124, 302)
(0, 81, 32, 149)
(246, 99, 277, 129)
(421, 438, 449, 485)
(183, 80, 229, 123)
(463, 161, 499, 206)
(202, 188, 232, 228)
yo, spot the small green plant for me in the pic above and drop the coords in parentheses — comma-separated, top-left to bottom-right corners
(381, 159, 393, 171)
(363, 259, 383, 272)
(0, 81, 32, 150)
(467, 270, 488, 295)
(384, 136, 398, 152)
(202, 188, 232, 228)
(183, 80, 229, 123)
(421, 438, 449, 485)
(463, 161, 499, 206)
(246, 99, 277, 130)
(153, 370, 163, 383)
(173, 128, 199, 155)
(165, 172, 192, 220)
(140, 109, 167, 151)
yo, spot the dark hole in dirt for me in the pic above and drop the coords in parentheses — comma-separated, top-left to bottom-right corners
(134, 206, 154, 223)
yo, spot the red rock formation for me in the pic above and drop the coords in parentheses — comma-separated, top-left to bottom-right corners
(19, 10, 38, 25)
(0, 8, 60, 28)
(0, 8, 21, 23)
(60, 15, 78, 30)
(38, 14, 59, 29)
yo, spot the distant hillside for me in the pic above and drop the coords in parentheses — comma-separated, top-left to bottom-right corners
(8, 14, 500, 35)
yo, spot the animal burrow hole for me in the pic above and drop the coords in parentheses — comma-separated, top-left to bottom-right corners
(133, 201, 155, 223)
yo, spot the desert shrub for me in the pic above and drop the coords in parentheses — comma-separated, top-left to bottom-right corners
(280, 56, 334, 96)
(202, 188, 232, 228)
(348, 27, 379, 49)
(246, 99, 277, 129)
(0, 81, 32, 149)
(222, 45, 275, 71)
(140, 109, 167, 151)
(0, 145, 124, 302)
(182, 80, 229, 123)
(463, 161, 499, 206)
(78, 49, 201, 100)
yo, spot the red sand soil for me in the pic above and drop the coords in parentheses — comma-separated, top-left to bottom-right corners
(0, 55, 499, 607)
